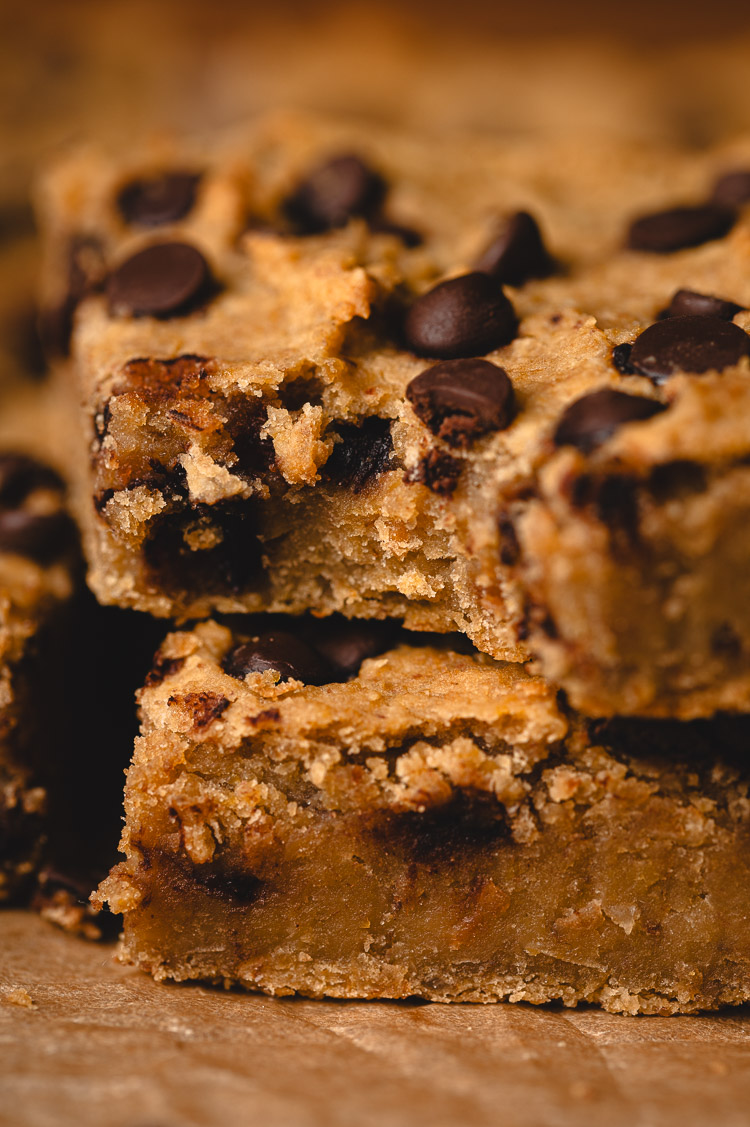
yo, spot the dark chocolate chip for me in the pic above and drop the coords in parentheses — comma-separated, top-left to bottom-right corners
(612, 342, 636, 375)
(408, 448, 462, 495)
(312, 619, 397, 679)
(553, 389, 667, 454)
(0, 509, 72, 562)
(117, 172, 201, 227)
(369, 218, 423, 247)
(0, 455, 63, 507)
(403, 273, 517, 360)
(406, 358, 514, 448)
(627, 205, 735, 253)
(144, 502, 260, 596)
(223, 632, 332, 685)
(107, 242, 212, 318)
(283, 154, 387, 234)
(144, 654, 186, 688)
(711, 170, 750, 209)
(474, 211, 555, 286)
(629, 315, 750, 384)
(325, 417, 393, 492)
(661, 289, 742, 321)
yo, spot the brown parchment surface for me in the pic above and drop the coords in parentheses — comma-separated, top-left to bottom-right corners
(2, 911, 750, 1127)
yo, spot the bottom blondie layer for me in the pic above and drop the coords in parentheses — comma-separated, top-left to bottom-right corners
(98, 620, 750, 1015)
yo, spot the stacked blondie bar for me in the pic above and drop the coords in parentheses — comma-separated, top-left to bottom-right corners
(25, 110, 750, 1013)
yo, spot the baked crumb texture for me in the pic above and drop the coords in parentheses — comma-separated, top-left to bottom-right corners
(97, 621, 750, 1015)
(37, 112, 750, 717)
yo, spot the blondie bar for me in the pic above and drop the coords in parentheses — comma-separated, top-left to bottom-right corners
(97, 619, 750, 1015)
(38, 112, 750, 716)
(0, 453, 76, 901)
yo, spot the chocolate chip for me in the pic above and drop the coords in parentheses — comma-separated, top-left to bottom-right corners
(144, 502, 260, 596)
(369, 218, 423, 247)
(117, 172, 201, 227)
(627, 205, 735, 253)
(283, 154, 387, 234)
(711, 170, 750, 209)
(223, 632, 332, 685)
(553, 389, 667, 454)
(406, 358, 514, 448)
(612, 343, 636, 375)
(325, 417, 393, 492)
(662, 289, 742, 321)
(144, 654, 186, 688)
(474, 211, 555, 286)
(648, 460, 706, 502)
(407, 449, 462, 495)
(312, 619, 397, 679)
(403, 273, 517, 359)
(0, 510, 72, 562)
(107, 242, 213, 318)
(629, 315, 750, 384)
(0, 455, 63, 507)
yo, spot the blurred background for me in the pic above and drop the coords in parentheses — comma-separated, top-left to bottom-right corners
(2, 0, 750, 387)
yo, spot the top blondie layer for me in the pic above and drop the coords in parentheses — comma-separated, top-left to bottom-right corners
(37, 112, 750, 717)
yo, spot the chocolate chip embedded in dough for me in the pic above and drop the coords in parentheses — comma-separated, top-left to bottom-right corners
(324, 417, 393, 493)
(474, 211, 555, 286)
(283, 154, 387, 234)
(612, 343, 636, 375)
(662, 289, 742, 321)
(403, 273, 517, 359)
(117, 172, 201, 227)
(711, 169, 750, 209)
(107, 242, 212, 318)
(222, 632, 332, 685)
(627, 205, 735, 253)
(369, 217, 423, 247)
(629, 315, 750, 384)
(407, 448, 463, 495)
(0, 509, 72, 562)
(406, 358, 515, 448)
(313, 619, 398, 679)
(553, 389, 667, 454)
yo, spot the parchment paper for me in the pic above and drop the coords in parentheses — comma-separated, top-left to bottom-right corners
(2, 911, 750, 1127)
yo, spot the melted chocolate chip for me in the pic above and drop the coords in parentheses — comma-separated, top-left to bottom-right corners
(403, 273, 517, 360)
(107, 242, 213, 318)
(117, 172, 201, 227)
(408, 448, 462, 495)
(312, 619, 397, 679)
(711, 170, 750, 209)
(629, 315, 750, 384)
(406, 358, 515, 448)
(325, 417, 393, 492)
(283, 154, 387, 234)
(223, 632, 332, 685)
(662, 289, 742, 321)
(144, 502, 260, 596)
(0, 509, 72, 562)
(627, 205, 735, 253)
(553, 389, 667, 454)
(144, 654, 186, 688)
(474, 211, 555, 286)
(612, 342, 636, 375)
